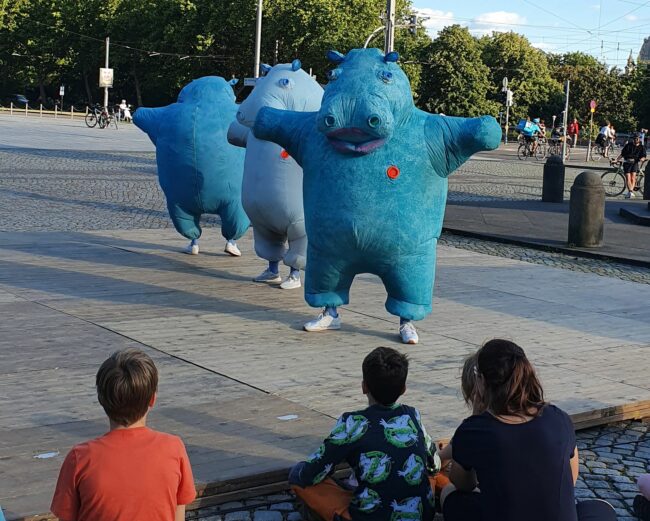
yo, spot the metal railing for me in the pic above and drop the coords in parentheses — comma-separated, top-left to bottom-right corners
(0, 102, 88, 119)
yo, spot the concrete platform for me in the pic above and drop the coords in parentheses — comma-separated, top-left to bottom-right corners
(1, 228, 650, 520)
(444, 199, 650, 266)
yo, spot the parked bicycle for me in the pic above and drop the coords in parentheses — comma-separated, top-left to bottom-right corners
(85, 104, 102, 128)
(601, 159, 645, 197)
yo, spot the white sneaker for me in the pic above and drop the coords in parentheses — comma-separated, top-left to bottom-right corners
(280, 272, 301, 290)
(183, 242, 199, 255)
(399, 322, 419, 345)
(253, 269, 281, 284)
(304, 311, 341, 332)
(625, 191, 634, 199)
(224, 241, 241, 257)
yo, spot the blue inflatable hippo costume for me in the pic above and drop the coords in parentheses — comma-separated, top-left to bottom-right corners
(134, 76, 250, 256)
(228, 60, 323, 289)
(253, 48, 500, 343)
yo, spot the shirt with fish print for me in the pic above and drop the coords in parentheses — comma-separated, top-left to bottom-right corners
(290, 403, 439, 521)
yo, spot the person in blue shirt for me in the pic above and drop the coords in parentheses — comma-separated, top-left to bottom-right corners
(521, 117, 542, 156)
(441, 339, 617, 521)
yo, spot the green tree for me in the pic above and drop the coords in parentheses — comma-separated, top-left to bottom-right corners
(480, 31, 563, 123)
(417, 25, 497, 117)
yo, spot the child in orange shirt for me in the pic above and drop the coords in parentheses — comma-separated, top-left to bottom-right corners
(51, 349, 196, 521)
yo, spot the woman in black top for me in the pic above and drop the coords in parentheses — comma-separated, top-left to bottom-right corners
(441, 339, 617, 521)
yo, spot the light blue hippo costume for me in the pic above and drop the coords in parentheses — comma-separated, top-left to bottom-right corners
(253, 48, 500, 325)
(134, 76, 250, 251)
(227, 60, 323, 274)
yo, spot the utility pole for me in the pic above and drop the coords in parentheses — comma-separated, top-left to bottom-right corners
(561, 80, 570, 163)
(384, 0, 396, 53)
(253, 0, 263, 78)
(104, 36, 110, 109)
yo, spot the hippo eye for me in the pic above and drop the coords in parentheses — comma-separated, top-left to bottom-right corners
(368, 116, 381, 128)
(327, 68, 342, 81)
(279, 78, 294, 89)
(324, 115, 336, 127)
(378, 70, 394, 84)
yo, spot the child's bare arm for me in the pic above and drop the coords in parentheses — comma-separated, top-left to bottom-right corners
(175, 505, 186, 521)
(437, 441, 453, 462)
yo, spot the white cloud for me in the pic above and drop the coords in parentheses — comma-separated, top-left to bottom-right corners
(469, 11, 527, 36)
(415, 8, 457, 36)
(531, 41, 558, 52)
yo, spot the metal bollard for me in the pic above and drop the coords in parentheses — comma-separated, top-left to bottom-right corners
(644, 162, 649, 200)
(542, 154, 565, 203)
(9, 102, 13, 115)
(568, 171, 605, 247)
(70, 105, 74, 119)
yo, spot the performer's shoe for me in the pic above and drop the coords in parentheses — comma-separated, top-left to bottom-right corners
(182, 242, 199, 255)
(399, 321, 419, 345)
(280, 272, 301, 290)
(254, 269, 282, 284)
(304, 310, 341, 332)
(224, 241, 241, 257)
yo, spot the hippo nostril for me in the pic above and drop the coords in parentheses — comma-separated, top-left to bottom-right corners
(236, 111, 244, 122)
(324, 115, 336, 128)
(368, 115, 381, 129)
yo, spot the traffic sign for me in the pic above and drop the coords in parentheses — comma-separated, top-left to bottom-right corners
(59, 86, 65, 96)
(589, 99, 597, 110)
(99, 68, 114, 88)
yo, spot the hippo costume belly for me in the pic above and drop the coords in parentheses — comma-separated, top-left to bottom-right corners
(253, 49, 500, 320)
(228, 61, 323, 270)
(134, 76, 249, 242)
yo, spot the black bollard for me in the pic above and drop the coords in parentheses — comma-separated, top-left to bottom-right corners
(644, 162, 650, 200)
(568, 171, 605, 247)
(542, 155, 565, 203)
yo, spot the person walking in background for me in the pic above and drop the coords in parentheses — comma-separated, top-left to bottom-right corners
(568, 118, 580, 148)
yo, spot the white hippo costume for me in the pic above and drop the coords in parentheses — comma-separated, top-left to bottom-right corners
(228, 60, 323, 288)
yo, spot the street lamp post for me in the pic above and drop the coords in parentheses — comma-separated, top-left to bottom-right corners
(253, 0, 263, 78)
(385, 0, 396, 53)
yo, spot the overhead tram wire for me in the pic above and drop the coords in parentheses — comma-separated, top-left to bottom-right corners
(28, 19, 228, 61)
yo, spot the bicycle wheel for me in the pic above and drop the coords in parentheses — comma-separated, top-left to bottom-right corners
(534, 144, 545, 160)
(601, 171, 626, 197)
(98, 114, 107, 129)
(589, 145, 601, 162)
(85, 112, 97, 128)
(517, 144, 528, 160)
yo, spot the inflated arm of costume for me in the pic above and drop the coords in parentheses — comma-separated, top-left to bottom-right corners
(252, 108, 313, 167)
(226, 120, 250, 148)
(425, 115, 501, 176)
(132, 106, 167, 145)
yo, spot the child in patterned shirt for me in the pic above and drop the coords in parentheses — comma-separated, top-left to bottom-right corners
(289, 347, 440, 521)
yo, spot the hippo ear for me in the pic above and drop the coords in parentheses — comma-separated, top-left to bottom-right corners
(326, 50, 346, 64)
(384, 51, 399, 63)
(260, 63, 272, 75)
(228, 78, 239, 86)
(291, 59, 302, 71)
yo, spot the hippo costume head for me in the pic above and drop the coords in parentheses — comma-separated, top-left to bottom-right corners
(252, 48, 501, 322)
(317, 49, 411, 154)
(133, 76, 249, 242)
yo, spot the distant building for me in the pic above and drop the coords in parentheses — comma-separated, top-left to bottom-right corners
(639, 37, 650, 64)
(626, 51, 636, 75)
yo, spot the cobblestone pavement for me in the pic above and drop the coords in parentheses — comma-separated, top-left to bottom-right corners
(190, 420, 648, 520)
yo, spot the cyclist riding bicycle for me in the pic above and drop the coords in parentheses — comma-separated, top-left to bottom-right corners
(596, 122, 615, 158)
(522, 117, 543, 155)
(616, 132, 647, 199)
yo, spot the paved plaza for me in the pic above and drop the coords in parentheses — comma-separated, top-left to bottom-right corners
(0, 115, 649, 521)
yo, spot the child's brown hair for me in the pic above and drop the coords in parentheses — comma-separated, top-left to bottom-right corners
(96, 349, 158, 426)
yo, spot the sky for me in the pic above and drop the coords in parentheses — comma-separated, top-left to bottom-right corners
(411, 0, 650, 67)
